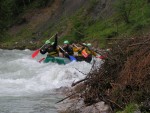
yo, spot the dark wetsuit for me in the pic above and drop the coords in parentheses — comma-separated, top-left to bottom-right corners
(84, 54, 92, 63)
(40, 34, 58, 57)
(60, 45, 73, 59)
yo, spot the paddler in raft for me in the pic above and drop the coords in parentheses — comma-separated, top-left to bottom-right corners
(72, 43, 85, 62)
(72, 43, 97, 63)
(40, 34, 59, 63)
(59, 40, 74, 59)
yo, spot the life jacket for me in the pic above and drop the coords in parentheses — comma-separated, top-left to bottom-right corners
(73, 47, 83, 56)
(73, 47, 79, 52)
(82, 49, 88, 58)
(85, 47, 91, 54)
(47, 50, 58, 57)
(85, 47, 97, 56)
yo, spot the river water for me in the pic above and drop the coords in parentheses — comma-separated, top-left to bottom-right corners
(0, 49, 94, 113)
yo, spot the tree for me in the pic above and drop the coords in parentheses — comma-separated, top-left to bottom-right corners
(115, 0, 134, 24)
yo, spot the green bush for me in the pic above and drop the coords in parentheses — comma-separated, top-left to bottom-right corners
(117, 103, 138, 113)
(32, 0, 52, 8)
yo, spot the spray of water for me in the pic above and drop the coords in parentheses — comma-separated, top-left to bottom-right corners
(0, 49, 103, 96)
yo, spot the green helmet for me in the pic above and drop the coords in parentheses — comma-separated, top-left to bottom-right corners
(82, 43, 86, 46)
(51, 42, 54, 45)
(45, 40, 50, 44)
(64, 40, 69, 44)
(87, 43, 92, 47)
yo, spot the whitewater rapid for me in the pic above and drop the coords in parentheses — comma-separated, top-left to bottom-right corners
(0, 49, 103, 113)
(0, 49, 94, 96)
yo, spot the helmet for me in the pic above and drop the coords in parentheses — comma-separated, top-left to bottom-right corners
(106, 48, 111, 51)
(45, 40, 50, 44)
(82, 43, 86, 46)
(87, 43, 92, 47)
(51, 42, 54, 45)
(64, 40, 69, 44)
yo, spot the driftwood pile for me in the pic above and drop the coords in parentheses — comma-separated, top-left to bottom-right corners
(74, 34, 150, 112)
(57, 34, 150, 112)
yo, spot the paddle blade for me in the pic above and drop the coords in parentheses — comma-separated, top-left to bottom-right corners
(32, 49, 40, 58)
(69, 55, 77, 61)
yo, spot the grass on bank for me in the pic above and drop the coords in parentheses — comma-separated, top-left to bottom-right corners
(58, 0, 150, 48)
(116, 103, 138, 113)
(0, 0, 150, 49)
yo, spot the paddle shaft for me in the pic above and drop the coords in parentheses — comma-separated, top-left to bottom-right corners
(39, 34, 55, 49)
(31, 34, 56, 58)
(73, 44, 79, 48)
(58, 45, 68, 54)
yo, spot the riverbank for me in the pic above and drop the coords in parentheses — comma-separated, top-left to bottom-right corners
(56, 33, 150, 113)
(0, 43, 38, 50)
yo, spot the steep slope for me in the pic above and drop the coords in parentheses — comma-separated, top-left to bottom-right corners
(0, 0, 150, 50)
(0, 0, 116, 49)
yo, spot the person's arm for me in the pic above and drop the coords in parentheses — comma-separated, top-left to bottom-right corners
(91, 51, 97, 56)
(40, 44, 47, 54)
(59, 48, 64, 53)
(53, 34, 58, 49)
(68, 46, 74, 55)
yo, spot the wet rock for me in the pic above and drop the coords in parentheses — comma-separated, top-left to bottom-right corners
(134, 110, 141, 113)
(56, 98, 84, 113)
(56, 99, 111, 113)
(81, 102, 110, 113)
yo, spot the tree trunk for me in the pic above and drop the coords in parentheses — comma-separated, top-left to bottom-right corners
(22, 0, 26, 7)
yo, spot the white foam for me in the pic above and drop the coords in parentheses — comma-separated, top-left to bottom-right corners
(0, 50, 100, 96)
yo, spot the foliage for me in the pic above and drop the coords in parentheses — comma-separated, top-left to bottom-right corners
(64, 0, 150, 48)
(115, 0, 150, 25)
(117, 103, 138, 113)
(88, 0, 99, 11)
(115, 0, 134, 23)
(0, 0, 150, 49)
(69, 9, 87, 42)
(30, 0, 54, 8)
(0, 0, 53, 38)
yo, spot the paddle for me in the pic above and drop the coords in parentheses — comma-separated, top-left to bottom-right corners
(58, 45, 77, 61)
(38, 57, 45, 63)
(31, 34, 55, 58)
